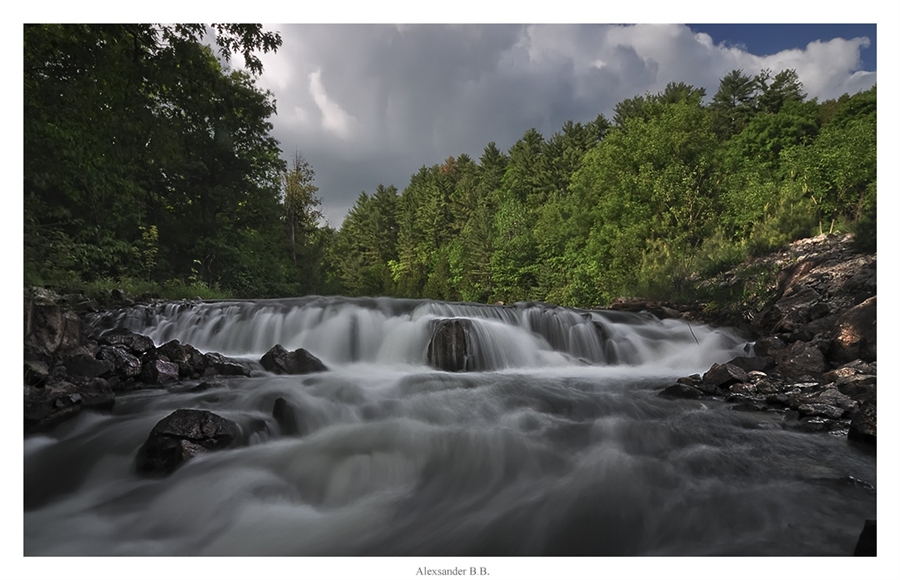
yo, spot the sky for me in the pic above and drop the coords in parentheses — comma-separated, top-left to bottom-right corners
(226, 21, 879, 227)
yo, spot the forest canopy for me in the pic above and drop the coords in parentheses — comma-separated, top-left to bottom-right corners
(24, 26, 877, 306)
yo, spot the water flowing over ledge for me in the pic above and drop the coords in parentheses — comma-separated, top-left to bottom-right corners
(89, 296, 751, 373)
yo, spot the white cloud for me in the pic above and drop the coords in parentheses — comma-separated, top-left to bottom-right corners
(308, 68, 357, 140)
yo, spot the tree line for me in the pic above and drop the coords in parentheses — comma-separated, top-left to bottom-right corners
(24, 25, 876, 306)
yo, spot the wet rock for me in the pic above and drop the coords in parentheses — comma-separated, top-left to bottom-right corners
(203, 352, 252, 377)
(97, 327, 155, 355)
(853, 520, 876, 556)
(848, 399, 876, 446)
(427, 318, 474, 372)
(154, 340, 208, 378)
(140, 359, 180, 383)
(135, 409, 239, 477)
(272, 397, 308, 436)
(98, 346, 142, 380)
(701, 363, 748, 391)
(260, 344, 328, 374)
(830, 296, 876, 364)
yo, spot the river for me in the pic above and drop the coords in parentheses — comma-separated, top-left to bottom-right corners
(23, 297, 876, 556)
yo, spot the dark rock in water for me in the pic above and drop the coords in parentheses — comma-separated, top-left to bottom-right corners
(154, 340, 208, 378)
(189, 380, 226, 392)
(273, 397, 308, 436)
(136, 409, 239, 477)
(830, 296, 876, 364)
(260, 344, 328, 374)
(659, 383, 703, 399)
(203, 352, 252, 377)
(848, 399, 876, 446)
(853, 520, 876, 556)
(427, 318, 474, 372)
(98, 346, 142, 380)
(98, 327, 155, 355)
(140, 359, 179, 383)
(701, 363, 748, 391)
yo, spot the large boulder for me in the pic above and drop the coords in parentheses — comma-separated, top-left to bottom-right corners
(260, 344, 328, 374)
(135, 409, 239, 477)
(427, 318, 474, 372)
(848, 399, 876, 446)
(830, 296, 876, 364)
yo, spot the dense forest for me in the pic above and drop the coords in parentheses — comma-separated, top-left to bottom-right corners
(24, 24, 877, 307)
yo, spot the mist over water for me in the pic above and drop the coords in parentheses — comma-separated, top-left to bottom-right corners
(24, 298, 876, 556)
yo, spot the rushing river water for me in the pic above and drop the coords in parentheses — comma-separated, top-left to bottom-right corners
(23, 297, 876, 556)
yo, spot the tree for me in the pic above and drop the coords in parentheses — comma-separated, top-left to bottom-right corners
(282, 151, 323, 266)
(710, 69, 757, 139)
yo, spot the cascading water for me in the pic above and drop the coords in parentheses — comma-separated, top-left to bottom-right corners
(24, 297, 875, 557)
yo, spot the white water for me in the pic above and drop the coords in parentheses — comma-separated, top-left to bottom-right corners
(24, 298, 876, 556)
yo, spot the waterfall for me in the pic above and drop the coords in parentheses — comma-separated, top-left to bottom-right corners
(89, 297, 749, 372)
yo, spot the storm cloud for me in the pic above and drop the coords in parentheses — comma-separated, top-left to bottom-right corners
(234, 24, 876, 225)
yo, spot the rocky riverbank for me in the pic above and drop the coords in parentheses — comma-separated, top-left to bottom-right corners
(612, 233, 876, 448)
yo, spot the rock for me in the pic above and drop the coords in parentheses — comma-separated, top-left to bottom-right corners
(61, 354, 114, 379)
(24, 379, 115, 433)
(135, 409, 239, 477)
(726, 356, 775, 373)
(98, 327, 155, 355)
(98, 346, 142, 380)
(659, 383, 704, 399)
(204, 352, 252, 377)
(701, 363, 748, 391)
(426, 318, 474, 372)
(272, 397, 307, 436)
(773, 340, 828, 379)
(830, 296, 876, 364)
(140, 359, 180, 383)
(24, 360, 50, 387)
(848, 399, 876, 446)
(823, 360, 876, 401)
(260, 344, 328, 374)
(753, 336, 787, 357)
(853, 520, 876, 556)
(154, 340, 208, 378)
(24, 296, 84, 362)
